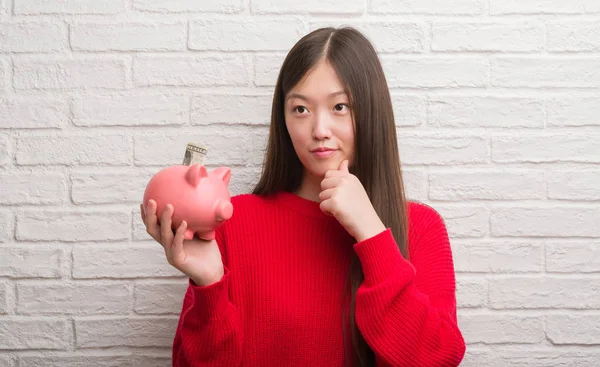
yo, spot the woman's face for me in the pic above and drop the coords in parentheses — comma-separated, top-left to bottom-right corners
(284, 60, 355, 179)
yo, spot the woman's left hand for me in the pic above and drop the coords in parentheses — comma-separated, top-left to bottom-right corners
(319, 159, 387, 242)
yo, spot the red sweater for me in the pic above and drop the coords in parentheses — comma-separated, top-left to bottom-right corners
(172, 191, 466, 366)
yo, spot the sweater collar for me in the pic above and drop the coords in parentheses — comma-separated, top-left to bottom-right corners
(271, 191, 338, 222)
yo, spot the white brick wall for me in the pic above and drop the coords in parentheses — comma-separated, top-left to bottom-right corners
(0, 1, 598, 365)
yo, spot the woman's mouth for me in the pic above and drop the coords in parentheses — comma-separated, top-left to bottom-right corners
(311, 147, 337, 158)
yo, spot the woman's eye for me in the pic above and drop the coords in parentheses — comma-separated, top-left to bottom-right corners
(335, 103, 349, 111)
(293, 106, 308, 114)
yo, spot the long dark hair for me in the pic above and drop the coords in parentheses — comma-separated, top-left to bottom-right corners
(252, 27, 409, 366)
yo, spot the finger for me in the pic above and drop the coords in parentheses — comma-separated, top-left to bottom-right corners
(320, 176, 343, 191)
(339, 159, 349, 173)
(140, 203, 146, 225)
(324, 169, 346, 179)
(160, 204, 175, 250)
(319, 199, 334, 216)
(145, 200, 161, 243)
(171, 220, 187, 264)
(318, 188, 334, 202)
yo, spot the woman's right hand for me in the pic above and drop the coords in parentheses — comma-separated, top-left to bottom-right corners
(140, 199, 225, 287)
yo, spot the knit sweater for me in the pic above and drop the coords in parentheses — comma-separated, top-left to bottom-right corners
(172, 191, 466, 367)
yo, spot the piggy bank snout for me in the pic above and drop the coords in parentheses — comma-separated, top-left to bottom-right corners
(215, 200, 233, 222)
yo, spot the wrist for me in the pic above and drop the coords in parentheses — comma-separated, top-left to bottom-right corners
(191, 266, 225, 287)
(354, 216, 386, 242)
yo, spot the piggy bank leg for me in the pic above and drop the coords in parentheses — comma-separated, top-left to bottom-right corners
(184, 228, 196, 240)
(198, 231, 216, 241)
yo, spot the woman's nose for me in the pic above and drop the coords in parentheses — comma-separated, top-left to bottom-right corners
(312, 111, 333, 140)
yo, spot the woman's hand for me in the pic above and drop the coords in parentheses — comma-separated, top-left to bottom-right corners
(140, 199, 224, 286)
(319, 159, 387, 242)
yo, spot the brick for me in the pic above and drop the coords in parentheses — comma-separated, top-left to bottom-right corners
(382, 57, 488, 88)
(133, 213, 149, 241)
(72, 94, 189, 127)
(0, 356, 10, 366)
(131, 356, 172, 366)
(0, 22, 65, 52)
(133, 0, 243, 13)
(254, 0, 363, 14)
(0, 319, 69, 349)
(0, 135, 10, 166)
(13, 57, 127, 90)
(71, 170, 153, 204)
(435, 206, 489, 238)
(453, 242, 543, 273)
(0, 211, 11, 243)
(548, 21, 600, 52)
(309, 21, 426, 53)
(547, 96, 600, 127)
(189, 19, 304, 51)
(226, 166, 261, 196)
(17, 282, 131, 315)
(16, 134, 131, 166)
(70, 22, 186, 51)
(134, 126, 268, 167)
(0, 96, 68, 129)
(432, 22, 542, 52)
(547, 171, 600, 200)
(0, 281, 8, 314)
(490, 277, 600, 309)
(399, 134, 487, 166)
(0, 173, 65, 204)
(491, 57, 600, 88)
(456, 277, 487, 307)
(18, 355, 171, 367)
(464, 349, 600, 367)
(254, 54, 286, 87)
(134, 281, 187, 314)
(16, 210, 130, 242)
(369, 0, 484, 14)
(428, 96, 544, 128)
(492, 134, 600, 163)
(191, 94, 271, 125)
(0, 247, 62, 278)
(459, 313, 545, 344)
(490, 0, 600, 14)
(547, 314, 600, 344)
(402, 169, 427, 201)
(0, 58, 4, 91)
(546, 242, 600, 273)
(17, 355, 131, 367)
(392, 94, 426, 127)
(491, 206, 600, 237)
(72, 245, 182, 279)
(134, 55, 250, 87)
(14, 0, 125, 14)
(75, 316, 177, 347)
(429, 170, 545, 200)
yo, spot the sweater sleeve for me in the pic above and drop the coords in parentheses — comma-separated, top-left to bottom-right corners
(171, 226, 243, 366)
(352, 205, 466, 367)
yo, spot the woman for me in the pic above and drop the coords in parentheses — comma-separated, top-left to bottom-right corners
(141, 27, 466, 367)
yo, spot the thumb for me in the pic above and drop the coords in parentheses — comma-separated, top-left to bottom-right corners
(339, 159, 349, 173)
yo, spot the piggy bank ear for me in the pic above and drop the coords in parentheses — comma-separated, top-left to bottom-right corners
(212, 167, 231, 186)
(185, 164, 208, 187)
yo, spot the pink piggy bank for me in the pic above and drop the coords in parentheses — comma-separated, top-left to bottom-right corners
(142, 164, 233, 241)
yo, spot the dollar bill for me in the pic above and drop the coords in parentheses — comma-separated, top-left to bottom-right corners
(182, 142, 208, 166)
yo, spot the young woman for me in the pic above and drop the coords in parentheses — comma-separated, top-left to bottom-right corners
(141, 27, 466, 367)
